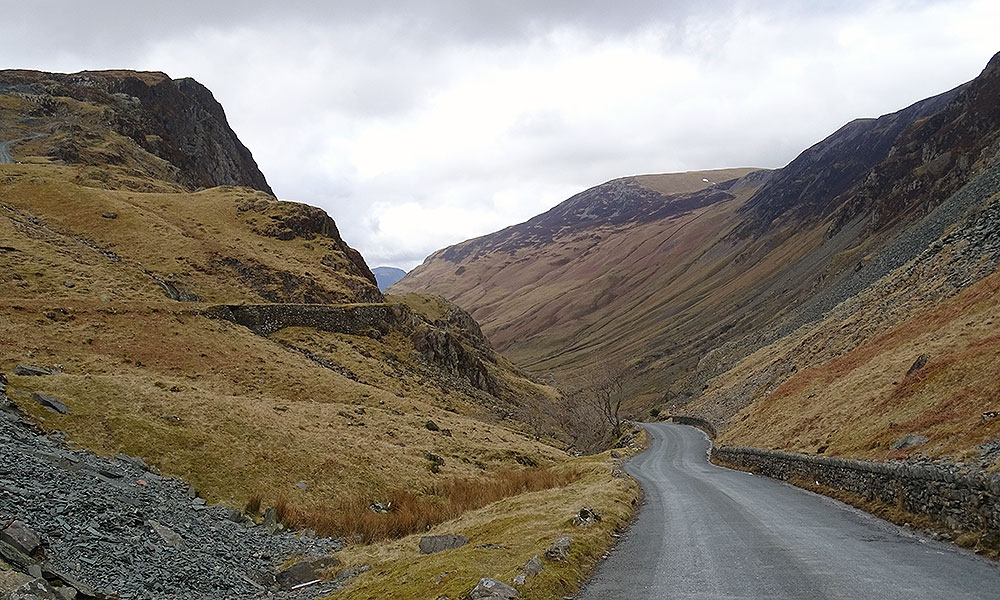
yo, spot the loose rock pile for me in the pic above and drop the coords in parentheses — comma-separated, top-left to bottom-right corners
(0, 376, 349, 599)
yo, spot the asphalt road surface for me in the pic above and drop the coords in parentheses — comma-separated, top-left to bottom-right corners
(578, 422, 1000, 599)
(0, 133, 44, 163)
(0, 139, 14, 163)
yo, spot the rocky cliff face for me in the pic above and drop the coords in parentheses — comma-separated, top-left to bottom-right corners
(737, 86, 961, 234)
(238, 197, 379, 291)
(0, 69, 272, 193)
(831, 52, 1000, 236)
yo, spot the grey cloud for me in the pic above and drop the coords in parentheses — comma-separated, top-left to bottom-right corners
(4, 0, 992, 272)
(12, 1, 893, 61)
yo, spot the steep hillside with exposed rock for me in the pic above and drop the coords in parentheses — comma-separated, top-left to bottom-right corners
(0, 69, 271, 193)
(395, 51, 1000, 464)
(0, 68, 623, 599)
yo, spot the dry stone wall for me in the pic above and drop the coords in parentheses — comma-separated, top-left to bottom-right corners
(713, 445, 1000, 538)
(670, 416, 716, 438)
(205, 303, 407, 336)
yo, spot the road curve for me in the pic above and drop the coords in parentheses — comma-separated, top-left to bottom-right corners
(0, 139, 14, 164)
(579, 422, 1000, 599)
(0, 132, 44, 164)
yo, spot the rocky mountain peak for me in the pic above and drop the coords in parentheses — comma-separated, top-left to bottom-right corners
(0, 69, 272, 194)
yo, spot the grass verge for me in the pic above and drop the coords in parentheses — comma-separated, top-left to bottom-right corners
(275, 467, 581, 544)
(329, 431, 646, 600)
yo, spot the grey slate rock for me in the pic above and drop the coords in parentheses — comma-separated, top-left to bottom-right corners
(115, 453, 150, 471)
(147, 520, 185, 551)
(418, 534, 469, 554)
(907, 354, 931, 375)
(544, 537, 572, 562)
(0, 385, 343, 600)
(1, 521, 41, 556)
(0, 539, 35, 570)
(14, 365, 54, 377)
(276, 556, 340, 589)
(262, 507, 282, 534)
(469, 577, 518, 599)
(892, 434, 930, 450)
(56, 585, 77, 600)
(572, 507, 601, 527)
(9, 578, 60, 600)
(523, 555, 543, 576)
(40, 565, 95, 598)
(31, 393, 68, 415)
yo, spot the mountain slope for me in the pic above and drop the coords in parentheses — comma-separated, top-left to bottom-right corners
(0, 69, 572, 522)
(0, 69, 644, 600)
(394, 51, 1000, 463)
(392, 168, 765, 393)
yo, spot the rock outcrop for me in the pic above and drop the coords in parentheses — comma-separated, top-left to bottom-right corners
(469, 578, 519, 600)
(0, 69, 272, 194)
(418, 534, 469, 554)
(237, 197, 378, 289)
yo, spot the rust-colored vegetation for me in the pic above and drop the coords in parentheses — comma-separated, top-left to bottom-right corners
(274, 467, 580, 543)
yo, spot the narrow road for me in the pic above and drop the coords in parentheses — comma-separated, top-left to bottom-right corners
(0, 132, 43, 163)
(0, 139, 14, 164)
(579, 422, 1000, 599)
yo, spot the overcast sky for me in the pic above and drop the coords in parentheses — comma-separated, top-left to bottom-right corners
(4, 1, 998, 269)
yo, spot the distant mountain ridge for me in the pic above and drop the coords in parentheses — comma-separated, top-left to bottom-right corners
(373, 266, 406, 291)
(432, 167, 761, 263)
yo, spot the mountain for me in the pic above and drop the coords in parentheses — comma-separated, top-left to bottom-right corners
(0, 69, 637, 599)
(373, 265, 407, 291)
(394, 51, 1000, 464)
(394, 167, 767, 397)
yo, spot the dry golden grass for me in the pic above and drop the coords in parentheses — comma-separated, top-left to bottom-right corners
(0, 161, 567, 515)
(0, 164, 372, 304)
(717, 268, 1000, 463)
(0, 91, 638, 600)
(332, 443, 643, 600)
(2, 303, 566, 508)
(276, 467, 580, 544)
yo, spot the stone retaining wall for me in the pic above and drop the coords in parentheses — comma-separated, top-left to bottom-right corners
(204, 303, 406, 336)
(713, 445, 1000, 538)
(670, 416, 716, 438)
